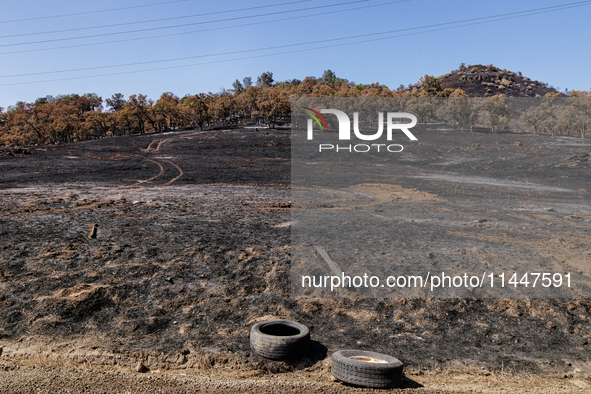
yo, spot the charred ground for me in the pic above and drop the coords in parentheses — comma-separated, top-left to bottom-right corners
(0, 126, 590, 392)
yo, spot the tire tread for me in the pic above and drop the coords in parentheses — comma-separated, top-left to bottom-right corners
(331, 350, 403, 388)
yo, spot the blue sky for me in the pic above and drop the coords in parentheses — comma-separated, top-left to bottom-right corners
(1, 0, 590, 107)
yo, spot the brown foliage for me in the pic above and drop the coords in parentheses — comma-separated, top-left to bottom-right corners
(13, 70, 591, 146)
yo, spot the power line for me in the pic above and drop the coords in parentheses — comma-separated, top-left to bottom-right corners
(1, 0, 588, 80)
(1, 1, 589, 87)
(0, 1, 410, 56)
(0, 18, 545, 88)
(0, 0, 312, 38)
(0, 0, 189, 24)
(0, 0, 369, 46)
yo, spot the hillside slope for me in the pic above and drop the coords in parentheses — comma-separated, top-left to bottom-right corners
(439, 64, 562, 97)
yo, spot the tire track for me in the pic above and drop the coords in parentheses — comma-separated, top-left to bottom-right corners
(155, 130, 210, 151)
(117, 159, 164, 189)
(143, 138, 162, 152)
(137, 159, 165, 184)
(115, 130, 218, 187)
(128, 130, 214, 187)
(161, 159, 183, 186)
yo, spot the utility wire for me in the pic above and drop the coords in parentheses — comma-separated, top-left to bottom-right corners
(0, 0, 312, 38)
(1, 0, 588, 80)
(0, 0, 189, 24)
(0, 1, 410, 55)
(0, 1, 591, 86)
(0, 0, 369, 46)
(0, 16, 544, 87)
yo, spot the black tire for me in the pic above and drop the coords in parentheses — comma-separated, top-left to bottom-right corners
(331, 349, 404, 389)
(250, 320, 310, 360)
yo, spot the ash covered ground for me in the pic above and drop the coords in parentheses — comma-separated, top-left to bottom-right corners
(0, 126, 590, 391)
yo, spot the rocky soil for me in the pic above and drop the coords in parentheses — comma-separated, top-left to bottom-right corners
(439, 64, 562, 97)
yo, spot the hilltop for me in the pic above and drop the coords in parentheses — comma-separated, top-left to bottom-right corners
(437, 64, 563, 97)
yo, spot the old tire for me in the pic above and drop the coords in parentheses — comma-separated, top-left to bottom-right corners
(331, 349, 403, 388)
(250, 320, 310, 360)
